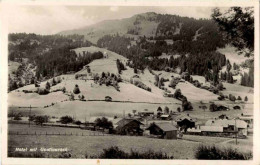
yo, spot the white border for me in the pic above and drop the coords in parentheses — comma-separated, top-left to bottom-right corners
(1, 0, 259, 165)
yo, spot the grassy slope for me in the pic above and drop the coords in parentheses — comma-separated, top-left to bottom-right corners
(8, 46, 254, 124)
(60, 13, 159, 44)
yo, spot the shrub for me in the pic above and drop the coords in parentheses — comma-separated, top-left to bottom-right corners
(229, 94, 236, 102)
(94, 146, 174, 159)
(37, 88, 50, 95)
(244, 96, 248, 102)
(195, 145, 252, 160)
(62, 87, 66, 93)
(73, 84, 80, 94)
(74, 120, 82, 125)
(209, 103, 218, 112)
(237, 96, 242, 100)
(58, 152, 72, 158)
(45, 81, 51, 90)
(13, 115, 22, 120)
(8, 151, 45, 158)
(182, 99, 193, 111)
(34, 115, 49, 126)
(95, 117, 113, 129)
(60, 116, 73, 124)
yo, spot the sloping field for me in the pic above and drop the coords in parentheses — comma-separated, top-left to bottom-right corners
(222, 82, 254, 103)
(217, 45, 253, 65)
(191, 75, 211, 87)
(176, 82, 219, 102)
(74, 46, 128, 75)
(8, 91, 68, 107)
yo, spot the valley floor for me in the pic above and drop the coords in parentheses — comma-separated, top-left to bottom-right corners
(8, 124, 253, 159)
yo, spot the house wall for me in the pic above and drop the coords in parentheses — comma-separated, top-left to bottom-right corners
(164, 130, 177, 139)
(117, 121, 143, 135)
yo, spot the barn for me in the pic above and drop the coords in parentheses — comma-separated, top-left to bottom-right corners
(146, 122, 178, 139)
(175, 114, 196, 132)
(114, 118, 144, 136)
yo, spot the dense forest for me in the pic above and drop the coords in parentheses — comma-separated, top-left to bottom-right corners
(8, 33, 101, 91)
(8, 10, 254, 89)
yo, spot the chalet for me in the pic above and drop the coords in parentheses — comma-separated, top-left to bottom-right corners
(205, 119, 248, 136)
(239, 113, 253, 128)
(146, 122, 178, 139)
(175, 114, 196, 132)
(113, 118, 144, 136)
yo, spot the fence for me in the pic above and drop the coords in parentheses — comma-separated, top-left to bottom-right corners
(8, 131, 111, 136)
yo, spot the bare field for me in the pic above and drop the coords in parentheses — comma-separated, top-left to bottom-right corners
(8, 124, 199, 159)
(9, 101, 181, 121)
(8, 124, 252, 159)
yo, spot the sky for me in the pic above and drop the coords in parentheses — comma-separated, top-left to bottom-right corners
(4, 6, 215, 35)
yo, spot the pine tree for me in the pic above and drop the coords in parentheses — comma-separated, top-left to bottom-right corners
(244, 96, 248, 102)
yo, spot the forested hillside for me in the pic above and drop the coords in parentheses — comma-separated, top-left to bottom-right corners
(8, 33, 102, 91)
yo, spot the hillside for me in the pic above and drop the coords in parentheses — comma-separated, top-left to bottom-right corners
(59, 12, 221, 45)
(8, 46, 254, 122)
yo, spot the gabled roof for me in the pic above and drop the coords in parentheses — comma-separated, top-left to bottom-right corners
(147, 122, 177, 132)
(175, 114, 196, 122)
(115, 118, 144, 129)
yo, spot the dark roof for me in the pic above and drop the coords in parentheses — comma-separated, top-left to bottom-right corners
(116, 118, 143, 128)
(175, 114, 196, 122)
(147, 123, 177, 132)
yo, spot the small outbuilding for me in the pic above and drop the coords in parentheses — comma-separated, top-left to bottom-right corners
(146, 122, 178, 139)
(160, 114, 171, 120)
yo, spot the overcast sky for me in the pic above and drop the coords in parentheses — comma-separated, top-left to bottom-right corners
(4, 6, 215, 35)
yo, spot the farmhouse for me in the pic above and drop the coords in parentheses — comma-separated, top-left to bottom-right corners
(175, 114, 196, 132)
(205, 118, 248, 136)
(113, 118, 144, 136)
(146, 122, 178, 139)
(239, 113, 253, 128)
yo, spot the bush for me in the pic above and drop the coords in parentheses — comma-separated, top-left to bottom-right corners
(34, 115, 49, 126)
(182, 99, 193, 111)
(229, 94, 236, 102)
(58, 152, 71, 158)
(62, 87, 66, 93)
(95, 117, 113, 129)
(13, 115, 22, 120)
(237, 96, 242, 100)
(91, 146, 174, 159)
(45, 81, 51, 90)
(195, 145, 252, 160)
(209, 103, 218, 112)
(37, 88, 50, 95)
(73, 84, 80, 94)
(244, 96, 248, 102)
(60, 116, 73, 124)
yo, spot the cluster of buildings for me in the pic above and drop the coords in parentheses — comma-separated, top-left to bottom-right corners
(82, 110, 253, 140)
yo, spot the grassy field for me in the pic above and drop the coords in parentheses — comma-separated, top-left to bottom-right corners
(8, 124, 252, 159)
(8, 124, 199, 159)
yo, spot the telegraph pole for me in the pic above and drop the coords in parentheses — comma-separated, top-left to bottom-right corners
(235, 118, 237, 145)
(29, 105, 31, 127)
